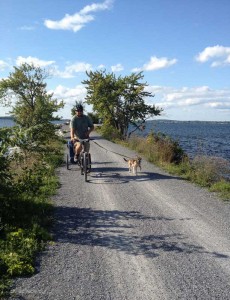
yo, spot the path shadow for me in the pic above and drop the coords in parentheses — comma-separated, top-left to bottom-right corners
(88, 165, 183, 184)
(52, 207, 228, 259)
(91, 135, 104, 141)
(92, 161, 114, 165)
(60, 159, 182, 184)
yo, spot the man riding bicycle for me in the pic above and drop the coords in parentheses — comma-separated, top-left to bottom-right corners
(68, 104, 94, 163)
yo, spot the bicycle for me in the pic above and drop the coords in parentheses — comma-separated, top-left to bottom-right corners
(66, 139, 91, 182)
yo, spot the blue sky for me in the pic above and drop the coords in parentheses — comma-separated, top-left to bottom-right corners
(0, 0, 230, 121)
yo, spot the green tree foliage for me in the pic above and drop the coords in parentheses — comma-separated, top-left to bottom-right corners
(0, 64, 66, 296)
(0, 63, 64, 128)
(87, 112, 100, 124)
(0, 128, 13, 202)
(82, 70, 162, 139)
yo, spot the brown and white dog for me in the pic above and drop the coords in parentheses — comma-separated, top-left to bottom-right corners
(123, 156, 142, 175)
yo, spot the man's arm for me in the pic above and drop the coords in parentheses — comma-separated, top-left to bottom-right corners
(86, 124, 94, 138)
(70, 127, 75, 141)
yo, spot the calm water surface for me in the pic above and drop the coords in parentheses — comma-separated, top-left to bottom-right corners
(132, 120, 230, 161)
(1, 117, 230, 162)
(0, 117, 15, 128)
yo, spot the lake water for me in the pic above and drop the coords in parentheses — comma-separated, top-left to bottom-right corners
(0, 117, 69, 128)
(1, 117, 229, 162)
(130, 120, 230, 162)
(0, 117, 15, 128)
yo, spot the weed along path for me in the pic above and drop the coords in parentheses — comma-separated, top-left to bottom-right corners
(9, 131, 230, 299)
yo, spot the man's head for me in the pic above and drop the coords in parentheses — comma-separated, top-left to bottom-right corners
(75, 104, 83, 116)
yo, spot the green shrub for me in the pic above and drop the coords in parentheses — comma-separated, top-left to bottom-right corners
(210, 180, 230, 200)
(126, 130, 186, 165)
(0, 127, 64, 297)
(117, 128, 229, 200)
(99, 123, 122, 141)
(3, 252, 35, 276)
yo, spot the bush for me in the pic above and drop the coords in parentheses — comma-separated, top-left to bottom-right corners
(87, 112, 100, 124)
(127, 130, 186, 165)
(99, 123, 122, 141)
(190, 156, 219, 186)
(210, 180, 230, 200)
(0, 128, 64, 297)
(116, 128, 229, 200)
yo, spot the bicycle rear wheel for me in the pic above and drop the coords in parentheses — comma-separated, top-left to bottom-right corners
(87, 153, 91, 172)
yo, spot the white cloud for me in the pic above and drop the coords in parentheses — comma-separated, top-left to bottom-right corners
(146, 85, 230, 112)
(44, 15, 93, 32)
(14, 57, 92, 78)
(19, 26, 36, 31)
(50, 84, 90, 118)
(0, 60, 10, 71)
(44, 0, 114, 32)
(111, 63, 124, 72)
(97, 64, 106, 69)
(65, 62, 92, 73)
(132, 56, 177, 72)
(50, 84, 87, 110)
(195, 45, 230, 67)
(206, 102, 230, 110)
(51, 84, 86, 100)
(51, 62, 93, 78)
(16, 56, 55, 67)
(80, 0, 113, 14)
(48, 83, 230, 119)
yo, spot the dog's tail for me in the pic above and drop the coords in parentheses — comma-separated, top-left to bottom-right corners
(123, 158, 128, 162)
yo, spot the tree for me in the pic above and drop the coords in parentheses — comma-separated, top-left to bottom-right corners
(87, 112, 100, 124)
(82, 70, 162, 139)
(0, 63, 64, 128)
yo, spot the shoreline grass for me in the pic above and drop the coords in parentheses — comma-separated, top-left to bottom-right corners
(98, 126, 230, 200)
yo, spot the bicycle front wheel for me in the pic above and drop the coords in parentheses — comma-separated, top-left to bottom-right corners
(83, 152, 88, 182)
(66, 154, 70, 170)
(80, 154, 84, 175)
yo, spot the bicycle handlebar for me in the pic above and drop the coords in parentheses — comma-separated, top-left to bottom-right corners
(78, 138, 90, 143)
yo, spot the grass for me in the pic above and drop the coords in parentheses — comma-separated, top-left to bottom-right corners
(97, 126, 230, 200)
(0, 134, 65, 298)
(210, 180, 230, 201)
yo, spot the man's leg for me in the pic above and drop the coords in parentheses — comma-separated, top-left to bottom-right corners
(74, 142, 82, 157)
(68, 140, 75, 163)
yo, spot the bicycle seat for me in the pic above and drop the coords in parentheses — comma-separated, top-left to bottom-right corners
(78, 138, 90, 143)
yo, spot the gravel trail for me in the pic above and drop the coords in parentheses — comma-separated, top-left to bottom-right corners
(9, 131, 230, 300)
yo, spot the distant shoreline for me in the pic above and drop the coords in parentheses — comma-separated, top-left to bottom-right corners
(0, 116, 14, 119)
(0, 116, 71, 121)
(0, 116, 229, 123)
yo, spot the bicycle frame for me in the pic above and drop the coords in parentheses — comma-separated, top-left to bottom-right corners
(78, 139, 91, 182)
(66, 139, 91, 182)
